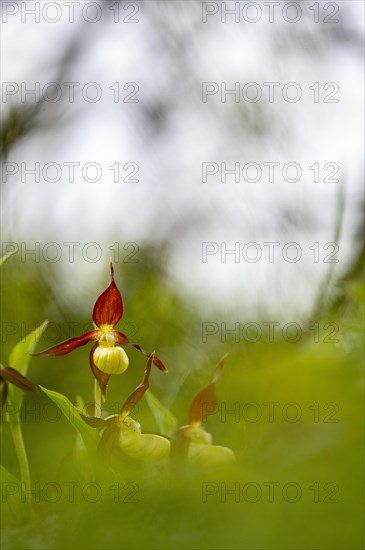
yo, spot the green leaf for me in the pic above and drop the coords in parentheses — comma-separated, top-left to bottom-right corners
(72, 432, 93, 482)
(7, 321, 48, 416)
(39, 386, 99, 454)
(145, 389, 177, 437)
(9, 320, 48, 377)
(0, 250, 16, 267)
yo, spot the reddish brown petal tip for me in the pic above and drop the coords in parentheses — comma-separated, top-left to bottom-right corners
(109, 259, 115, 281)
(114, 331, 167, 373)
(92, 263, 123, 328)
(153, 356, 168, 373)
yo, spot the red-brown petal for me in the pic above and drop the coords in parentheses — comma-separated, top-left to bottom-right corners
(31, 330, 98, 357)
(119, 353, 154, 418)
(92, 261, 123, 328)
(89, 344, 111, 399)
(0, 378, 8, 426)
(114, 331, 168, 373)
(0, 366, 38, 392)
(189, 354, 227, 425)
(80, 414, 109, 429)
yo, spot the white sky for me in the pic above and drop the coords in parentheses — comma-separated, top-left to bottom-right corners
(1, 0, 364, 319)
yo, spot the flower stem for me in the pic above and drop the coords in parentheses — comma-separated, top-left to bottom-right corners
(94, 379, 102, 417)
(10, 419, 31, 504)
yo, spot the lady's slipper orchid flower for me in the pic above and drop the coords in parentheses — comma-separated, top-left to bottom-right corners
(83, 354, 170, 462)
(173, 355, 235, 466)
(32, 261, 167, 397)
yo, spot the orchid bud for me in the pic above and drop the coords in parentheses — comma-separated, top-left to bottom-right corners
(118, 416, 170, 460)
(93, 345, 129, 374)
(180, 425, 235, 466)
(188, 443, 236, 466)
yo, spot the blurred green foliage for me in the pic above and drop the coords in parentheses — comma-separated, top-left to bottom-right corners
(0, 250, 364, 549)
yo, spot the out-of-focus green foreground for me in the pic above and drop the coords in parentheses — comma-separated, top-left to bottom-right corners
(0, 252, 364, 550)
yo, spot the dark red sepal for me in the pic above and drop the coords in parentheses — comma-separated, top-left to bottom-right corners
(92, 261, 123, 328)
(31, 330, 99, 357)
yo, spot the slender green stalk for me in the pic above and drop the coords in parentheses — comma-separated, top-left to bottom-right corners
(94, 379, 102, 417)
(10, 419, 31, 504)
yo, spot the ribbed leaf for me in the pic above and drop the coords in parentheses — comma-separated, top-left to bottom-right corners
(7, 321, 48, 415)
(9, 321, 48, 377)
(40, 386, 99, 454)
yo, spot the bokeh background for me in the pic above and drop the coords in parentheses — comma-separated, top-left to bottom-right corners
(1, 1, 364, 549)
